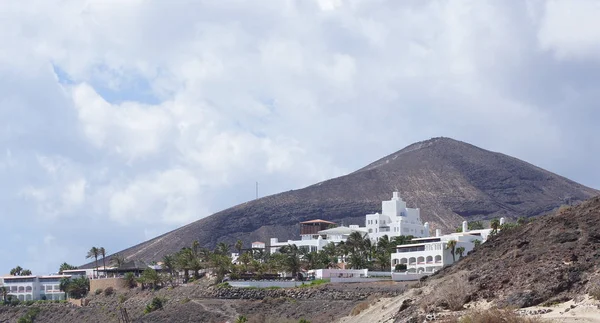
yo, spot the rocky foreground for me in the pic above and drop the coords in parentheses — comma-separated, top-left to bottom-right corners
(0, 281, 406, 323)
(340, 196, 600, 323)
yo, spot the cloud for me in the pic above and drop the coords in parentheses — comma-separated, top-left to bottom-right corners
(538, 0, 600, 60)
(1, 0, 600, 275)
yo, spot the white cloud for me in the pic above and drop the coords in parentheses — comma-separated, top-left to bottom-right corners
(1, 0, 600, 276)
(71, 83, 173, 160)
(108, 168, 204, 225)
(538, 0, 600, 60)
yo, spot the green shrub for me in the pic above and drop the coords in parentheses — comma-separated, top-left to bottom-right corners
(10, 297, 20, 306)
(235, 316, 248, 323)
(95, 288, 103, 295)
(17, 307, 40, 323)
(180, 297, 191, 304)
(144, 297, 165, 314)
(118, 294, 128, 304)
(395, 264, 407, 271)
(24, 300, 35, 306)
(124, 272, 137, 289)
(298, 319, 311, 323)
(216, 282, 231, 289)
(104, 287, 114, 296)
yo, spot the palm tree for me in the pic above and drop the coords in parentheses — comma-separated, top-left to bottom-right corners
(59, 262, 77, 274)
(490, 218, 500, 235)
(162, 255, 175, 277)
(215, 242, 230, 256)
(455, 246, 466, 259)
(21, 269, 32, 276)
(235, 240, 243, 255)
(279, 245, 302, 279)
(446, 240, 457, 263)
(375, 235, 392, 270)
(1, 286, 7, 303)
(110, 253, 126, 269)
(9, 266, 23, 276)
(239, 252, 253, 271)
(86, 247, 100, 278)
(99, 247, 107, 277)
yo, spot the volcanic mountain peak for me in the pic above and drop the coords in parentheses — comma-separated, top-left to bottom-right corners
(85, 137, 598, 266)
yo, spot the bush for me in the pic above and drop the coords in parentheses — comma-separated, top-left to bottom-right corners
(24, 300, 35, 306)
(589, 285, 600, 300)
(124, 272, 137, 289)
(216, 282, 231, 289)
(10, 297, 20, 306)
(436, 274, 469, 311)
(17, 308, 40, 323)
(444, 309, 543, 322)
(395, 264, 407, 272)
(350, 301, 371, 316)
(104, 287, 114, 296)
(144, 297, 165, 314)
(95, 289, 103, 295)
(118, 294, 128, 304)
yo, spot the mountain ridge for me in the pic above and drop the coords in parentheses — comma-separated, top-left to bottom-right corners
(83, 137, 598, 266)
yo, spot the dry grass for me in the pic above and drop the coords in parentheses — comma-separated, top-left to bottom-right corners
(437, 273, 470, 311)
(440, 309, 543, 323)
(350, 300, 371, 316)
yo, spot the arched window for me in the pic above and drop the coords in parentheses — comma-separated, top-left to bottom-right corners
(435, 255, 442, 263)
(426, 256, 433, 263)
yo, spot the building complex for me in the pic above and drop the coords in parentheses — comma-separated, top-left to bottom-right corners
(268, 191, 499, 275)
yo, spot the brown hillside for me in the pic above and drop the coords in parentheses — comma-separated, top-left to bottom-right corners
(83, 137, 598, 266)
(418, 196, 600, 311)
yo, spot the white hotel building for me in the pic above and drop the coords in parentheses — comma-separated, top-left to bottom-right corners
(1, 275, 71, 301)
(267, 191, 499, 276)
(269, 192, 429, 253)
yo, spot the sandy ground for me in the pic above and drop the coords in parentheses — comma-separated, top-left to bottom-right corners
(335, 291, 600, 323)
(534, 297, 600, 322)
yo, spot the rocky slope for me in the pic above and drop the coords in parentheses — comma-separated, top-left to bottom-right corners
(87, 137, 598, 265)
(393, 196, 600, 322)
(0, 281, 404, 323)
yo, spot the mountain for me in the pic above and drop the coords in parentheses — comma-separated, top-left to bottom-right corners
(85, 137, 598, 265)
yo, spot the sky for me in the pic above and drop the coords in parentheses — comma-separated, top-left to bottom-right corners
(1, 0, 599, 275)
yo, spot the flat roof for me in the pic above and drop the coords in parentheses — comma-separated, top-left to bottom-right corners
(395, 243, 428, 248)
(300, 219, 336, 225)
(252, 241, 265, 244)
(411, 237, 441, 241)
(318, 226, 368, 235)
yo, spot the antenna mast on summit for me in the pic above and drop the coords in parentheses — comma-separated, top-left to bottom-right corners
(256, 181, 259, 200)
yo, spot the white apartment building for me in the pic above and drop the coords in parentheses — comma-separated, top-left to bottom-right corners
(2, 275, 70, 301)
(390, 220, 499, 274)
(366, 192, 430, 241)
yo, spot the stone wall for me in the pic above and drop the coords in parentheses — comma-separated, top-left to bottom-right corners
(90, 278, 126, 292)
(198, 286, 402, 300)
